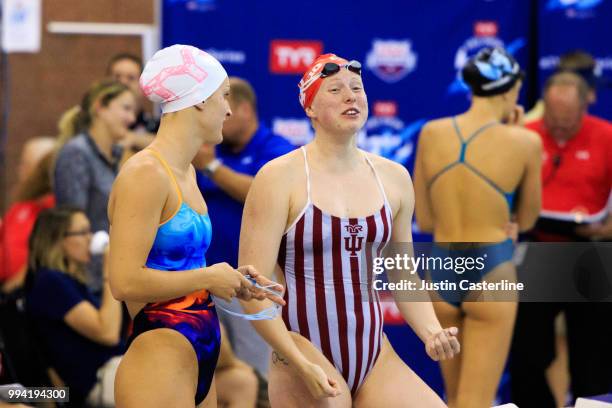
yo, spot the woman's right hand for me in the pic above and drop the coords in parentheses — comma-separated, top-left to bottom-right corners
(297, 361, 340, 399)
(504, 221, 519, 242)
(507, 104, 525, 126)
(236, 265, 286, 305)
(205, 263, 252, 301)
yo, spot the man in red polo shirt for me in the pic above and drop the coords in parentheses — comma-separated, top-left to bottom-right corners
(530, 72, 612, 239)
(510, 72, 612, 407)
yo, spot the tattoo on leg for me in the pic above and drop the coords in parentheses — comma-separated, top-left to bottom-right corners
(272, 351, 289, 366)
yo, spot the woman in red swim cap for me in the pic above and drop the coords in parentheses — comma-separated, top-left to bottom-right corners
(239, 53, 459, 407)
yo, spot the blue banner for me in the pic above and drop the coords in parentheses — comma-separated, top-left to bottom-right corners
(538, 0, 612, 119)
(162, 1, 533, 403)
(163, 0, 532, 172)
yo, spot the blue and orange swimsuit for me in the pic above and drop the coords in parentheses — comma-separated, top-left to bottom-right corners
(127, 149, 220, 404)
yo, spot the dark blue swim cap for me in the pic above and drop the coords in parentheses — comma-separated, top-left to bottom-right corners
(462, 47, 524, 97)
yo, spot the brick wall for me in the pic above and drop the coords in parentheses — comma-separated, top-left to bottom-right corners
(1, 0, 156, 211)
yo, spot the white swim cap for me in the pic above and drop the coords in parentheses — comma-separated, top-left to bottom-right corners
(140, 44, 228, 114)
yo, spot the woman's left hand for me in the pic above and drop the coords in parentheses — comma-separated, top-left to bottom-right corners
(425, 327, 460, 361)
(236, 265, 286, 306)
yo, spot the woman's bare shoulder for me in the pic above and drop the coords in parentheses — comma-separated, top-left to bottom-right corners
(255, 148, 304, 182)
(113, 151, 169, 195)
(417, 117, 454, 147)
(422, 117, 453, 131)
(246, 149, 304, 211)
(505, 125, 542, 151)
(116, 151, 167, 184)
(108, 152, 170, 224)
(422, 117, 454, 135)
(362, 151, 411, 183)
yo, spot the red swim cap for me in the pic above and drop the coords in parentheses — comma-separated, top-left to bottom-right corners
(298, 53, 349, 110)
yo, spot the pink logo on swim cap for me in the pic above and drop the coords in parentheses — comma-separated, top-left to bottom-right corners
(141, 47, 209, 101)
(140, 44, 228, 113)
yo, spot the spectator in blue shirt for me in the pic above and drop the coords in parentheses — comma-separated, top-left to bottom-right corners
(25, 207, 123, 407)
(194, 77, 295, 378)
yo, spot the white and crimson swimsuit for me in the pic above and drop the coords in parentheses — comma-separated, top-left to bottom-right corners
(278, 147, 393, 395)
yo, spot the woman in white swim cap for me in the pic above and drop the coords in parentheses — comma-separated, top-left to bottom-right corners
(108, 44, 283, 407)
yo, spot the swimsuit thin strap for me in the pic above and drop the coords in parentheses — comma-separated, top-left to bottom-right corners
(300, 146, 312, 202)
(147, 148, 183, 204)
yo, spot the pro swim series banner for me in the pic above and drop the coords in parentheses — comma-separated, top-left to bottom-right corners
(162, 1, 608, 401)
(162, 0, 531, 174)
(538, 0, 612, 119)
(162, 1, 529, 399)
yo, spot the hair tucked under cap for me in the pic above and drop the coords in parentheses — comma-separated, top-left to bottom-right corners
(298, 53, 349, 110)
(462, 47, 524, 97)
(140, 44, 228, 113)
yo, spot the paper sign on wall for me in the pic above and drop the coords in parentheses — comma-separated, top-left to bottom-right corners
(2, 0, 41, 53)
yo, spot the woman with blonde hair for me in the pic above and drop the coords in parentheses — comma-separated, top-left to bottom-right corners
(54, 79, 137, 292)
(25, 207, 123, 407)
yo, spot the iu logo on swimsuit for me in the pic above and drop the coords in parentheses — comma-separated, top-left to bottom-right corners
(344, 225, 364, 257)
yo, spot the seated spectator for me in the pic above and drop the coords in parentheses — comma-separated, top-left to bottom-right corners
(25, 207, 123, 407)
(54, 80, 136, 292)
(1, 151, 55, 293)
